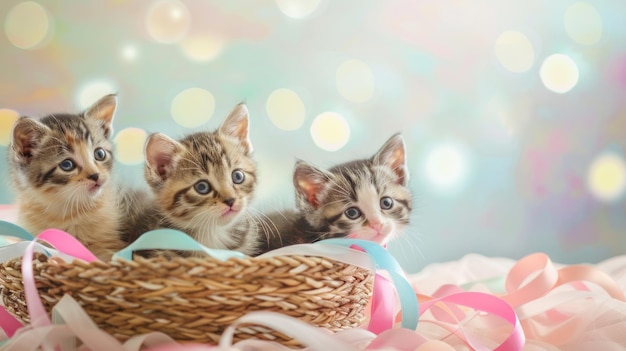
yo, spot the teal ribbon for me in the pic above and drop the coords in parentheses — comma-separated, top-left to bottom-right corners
(317, 238, 419, 330)
(0, 220, 34, 242)
(0, 220, 53, 256)
(113, 228, 247, 261)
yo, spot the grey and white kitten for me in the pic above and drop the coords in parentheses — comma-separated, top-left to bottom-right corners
(259, 133, 412, 253)
(141, 103, 260, 256)
(8, 94, 126, 260)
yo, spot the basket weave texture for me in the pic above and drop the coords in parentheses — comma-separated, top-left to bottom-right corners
(0, 252, 374, 345)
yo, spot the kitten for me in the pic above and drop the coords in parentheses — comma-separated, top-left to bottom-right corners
(259, 133, 412, 253)
(8, 94, 126, 260)
(142, 103, 260, 256)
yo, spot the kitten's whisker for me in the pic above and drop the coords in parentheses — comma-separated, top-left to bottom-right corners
(319, 198, 350, 208)
(400, 230, 425, 261)
(243, 212, 265, 240)
(326, 178, 352, 198)
(68, 187, 83, 223)
(36, 145, 63, 154)
(176, 155, 205, 172)
(318, 198, 356, 213)
(391, 239, 408, 263)
(242, 212, 266, 245)
(186, 210, 210, 232)
(59, 187, 75, 221)
(334, 177, 354, 195)
(247, 208, 280, 245)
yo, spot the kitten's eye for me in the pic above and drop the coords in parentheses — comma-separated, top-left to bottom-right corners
(344, 207, 362, 220)
(232, 170, 245, 184)
(380, 196, 394, 210)
(59, 159, 76, 172)
(94, 147, 107, 161)
(194, 180, 211, 195)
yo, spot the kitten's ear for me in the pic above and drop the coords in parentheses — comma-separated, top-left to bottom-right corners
(11, 117, 50, 164)
(84, 93, 117, 138)
(293, 160, 332, 210)
(145, 133, 183, 180)
(219, 103, 253, 154)
(373, 133, 409, 186)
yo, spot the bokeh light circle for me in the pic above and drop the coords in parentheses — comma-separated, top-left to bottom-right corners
(266, 88, 305, 131)
(180, 34, 225, 62)
(336, 59, 375, 103)
(0, 109, 20, 146)
(114, 128, 148, 165)
(170, 88, 215, 128)
(275, 0, 321, 19)
(310, 112, 350, 151)
(121, 44, 139, 62)
(564, 2, 602, 45)
(145, 0, 190, 44)
(77, 80, 117, 110)
(494, 31, 535, 73)
(425, 144, 468, 189)
(4, 1, 53, 50)
(587, 152, 626, 202)
(540, 54, 579, 93)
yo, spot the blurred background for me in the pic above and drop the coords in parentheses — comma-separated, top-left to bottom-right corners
(1, 0, 625, 273)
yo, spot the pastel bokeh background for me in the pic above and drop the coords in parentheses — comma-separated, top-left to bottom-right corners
(1, 0, 625, 273)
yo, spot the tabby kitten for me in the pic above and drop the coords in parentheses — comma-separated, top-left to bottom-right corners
(259, 133, 412, 253)
(143, 103, 259, 256)
(8, 94, 126, 260)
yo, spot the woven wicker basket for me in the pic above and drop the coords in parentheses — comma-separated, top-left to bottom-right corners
(0, 252, 374, 346)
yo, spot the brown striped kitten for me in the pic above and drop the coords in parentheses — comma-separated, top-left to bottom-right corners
(8, 94, 126, 260)
(259, 133, 412, 253)
(143, 103, 259, 256)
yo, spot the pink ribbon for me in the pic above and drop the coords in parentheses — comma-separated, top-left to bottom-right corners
(36, 228, 99, 263)
(0, 308, 22, 337)
(419, 291, 525, 351)
(348, 244, 399, 334)
(503, 252, 625, 306)
(21, 239, 51, 328)
(19, 229, 99, 329)
(0, 228, 99, 337)
(368, 273, 394, 334)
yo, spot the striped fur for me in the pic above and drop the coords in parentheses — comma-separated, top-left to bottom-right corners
(8, 94, 125, 260)
(143, 103, 260, 256)
(259, 133, 412, 252)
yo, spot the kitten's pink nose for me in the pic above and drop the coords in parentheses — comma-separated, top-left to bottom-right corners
(368, 220, 382, 232)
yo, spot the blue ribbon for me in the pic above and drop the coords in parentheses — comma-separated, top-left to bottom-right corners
(0, 220, 35, 242)
(113, 228, 247, 261)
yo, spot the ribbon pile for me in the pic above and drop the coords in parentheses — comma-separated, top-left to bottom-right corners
(0, 221, 625, 350)
(409, 253, 626, 350)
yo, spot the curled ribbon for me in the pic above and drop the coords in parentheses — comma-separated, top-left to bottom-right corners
(503, 252, 626, 306)
(502, 252, 626, 346)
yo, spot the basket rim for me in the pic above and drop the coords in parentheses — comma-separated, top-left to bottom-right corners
(0, 241, 376, 271)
